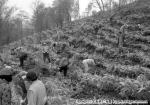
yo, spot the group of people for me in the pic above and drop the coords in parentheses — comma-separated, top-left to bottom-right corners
(0, 68, 47, 105)
(12, 41, 97, 76)
(0, 53, 96, 105)
(0, 30, 99, 105)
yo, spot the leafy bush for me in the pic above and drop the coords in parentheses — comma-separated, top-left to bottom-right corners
(85, 42, 96, 53)
(127, 53, 143, 65)
(81, 73, 119, 93)
(104, 48, 117, 59)
(95, 46, 106, 55)
(143, 30, 150, 36)
(45, 81, 58, 97)
(98, 74, 119, 92)
(47, 96, 64, 105)
(112, 65, 142, 78)
(140, 67, 150, 80)
(59, 34, 69, 41)
(119, 78, 140, 99)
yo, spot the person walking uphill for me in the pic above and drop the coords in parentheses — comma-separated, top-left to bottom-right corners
(25, 71, 47, 105)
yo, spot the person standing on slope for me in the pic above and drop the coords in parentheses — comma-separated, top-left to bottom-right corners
(58, 57, 70, 77)
(118, 23, 129, 48)
(42, 43, 51, 63)
(15, 47, 28, 67)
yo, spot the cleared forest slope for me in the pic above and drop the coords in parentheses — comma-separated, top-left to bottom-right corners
(1, 0, 150, 104)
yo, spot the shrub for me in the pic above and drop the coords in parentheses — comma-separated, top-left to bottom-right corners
(98, 74, 119, 92)
(127, 53, 143, 65)
(143, 30, 150, 36)
(85, 42, 96, 54)
(95, 46, 106, 55)
(47, 96, 64, 105)
(119, 79, 140, 99)
(45, 81, 58, 97)
(140, 67, 150, 80)
(112, 65, 142, 78)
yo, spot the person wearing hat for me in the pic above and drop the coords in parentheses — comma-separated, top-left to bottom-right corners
(23, 71, 47, 105)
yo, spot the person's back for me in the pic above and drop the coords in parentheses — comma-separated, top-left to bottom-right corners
(82, 59, 95, 73)
(26, 71, 47, 105)
(29, 80, 47, 105)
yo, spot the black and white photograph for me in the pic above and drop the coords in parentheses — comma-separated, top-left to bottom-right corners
(0, 0, 149, 105)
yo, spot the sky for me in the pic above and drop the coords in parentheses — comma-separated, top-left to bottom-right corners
(7, 0, 92, 17)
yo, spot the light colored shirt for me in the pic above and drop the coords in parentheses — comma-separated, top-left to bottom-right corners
(82, 59, 95, 72)
(42, 46, 49, 53)
(27, 80, 47, 105)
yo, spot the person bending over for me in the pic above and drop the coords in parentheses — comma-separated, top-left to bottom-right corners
(82, 58, 96, 73)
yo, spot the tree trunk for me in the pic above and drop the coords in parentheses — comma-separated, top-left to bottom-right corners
(100, 0, 105, 11)
(95, 0, 103, 11)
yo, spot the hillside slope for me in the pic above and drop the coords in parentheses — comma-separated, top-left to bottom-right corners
(1, 0, 150, 104)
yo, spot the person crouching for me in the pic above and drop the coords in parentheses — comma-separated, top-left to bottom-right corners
(82, 58, 96, 73)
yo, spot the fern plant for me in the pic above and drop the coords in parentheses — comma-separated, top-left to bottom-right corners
(119, 78, 139, 99)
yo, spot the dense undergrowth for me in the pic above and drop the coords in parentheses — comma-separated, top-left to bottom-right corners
(1, 0, 150, 105)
